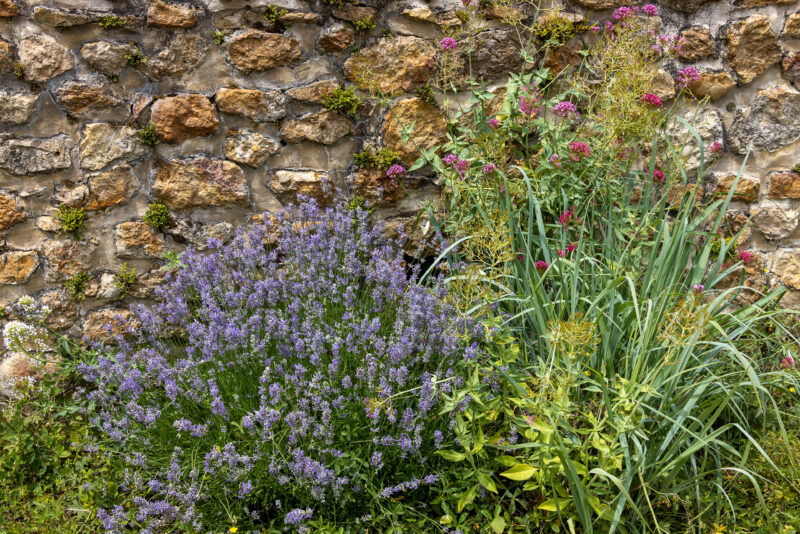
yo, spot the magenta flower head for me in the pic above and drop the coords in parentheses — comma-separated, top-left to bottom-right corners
(483, 163, 496, 175)
(692, 284, 704, 295)
(709, 141, 723, 156)
(652, 169, 665, 183)
(440, 37, 458, 51)
(487, 118, 501, 129)
(568, 141, 591, 161)
(641, 93, 663, 108)
(567, 243, 577, 253)
(612, 7, 633, 21)
(519, 85, 542, 116)
(739, 250, 754, 264)
(442, 153, 458, 166)
(535, 260, 549, 271)
(553, 101, 578, 119)
(591, 25, 600, 33)
(677, 66, 700, 89)
(642, 4, 658, 15)
(781, 355, 795, 369)
(557, 249, 567, 258)
(549, 154, 562, 167)
(386, 164, 406, 179)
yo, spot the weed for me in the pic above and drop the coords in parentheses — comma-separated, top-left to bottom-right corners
(98, 15, 126, 30)
(143, 202, 170, 229)
(56, 206, 86, 239)
(114, 263, 137, 298)
(321, 85, 362, 119)
(353, 147, 399, 170)
(64, 273, 91, 303)
(138, 123, 159, 147)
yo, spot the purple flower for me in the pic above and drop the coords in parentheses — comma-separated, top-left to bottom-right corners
(536, 260, 549, 271)
(692, 284, 704, 295)
(483, 163, 496, 175)
(552, 101, 578, 119)
(487, 118, 501, 129)
(613, 6, 633, 21)
(440, 37, 458, 51)
(677, 66, 700, 89)
(386, 164, 406, 179)
(642, 4, 658, 15)
(641, 93, 663, 108)
(568, 141, 591, 161)
(548, 154, 562, 167)
(443, 153, 459, 166)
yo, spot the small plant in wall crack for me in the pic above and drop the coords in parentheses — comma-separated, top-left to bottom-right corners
(353, 146, 399, 170)
(143, 202, 171, 229)
(350, 16, 376, 35)
(138, 123, 159, 147)
(321, 85, 362, 119)
(114, 263, 137, 299)
(56, 206, 86, 239)
(212, 30, 226, 45)
(263, 5, 288, 22)
(64, 272, 91, 302)
(124, 49, 147, 67)
(98, 15, 126, 30)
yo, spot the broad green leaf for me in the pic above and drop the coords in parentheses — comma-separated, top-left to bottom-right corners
(538, 498, 572, 512)
(457, 484, 478, 512)
(490, 515, 506, 534)
(477, 473, 497, 493)
(436, 450, 465, 462)
(500, 463, 536, 481)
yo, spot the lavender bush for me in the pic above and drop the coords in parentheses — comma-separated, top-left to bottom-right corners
(80, 201, 482, 532)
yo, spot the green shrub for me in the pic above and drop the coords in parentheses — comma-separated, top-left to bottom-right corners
(64, 272, 91, 302)
(13, 62, 23, 79)
(124, 49, 146, 66)
(98, 15, 126, 29)
(56, 206, 86, 239)
(321, 85, 362, 118)
(416, 83, 436, 106)
(0, 305, 121, 533)
(143, 202, 170, 229)
(114, 263, 137, 298)
(350, 16, 376, 35)
(212, 30, 226, 45)
(263, 5, 287, 22)
(353, 146, 399, 170)
(137, 123, 159, 147)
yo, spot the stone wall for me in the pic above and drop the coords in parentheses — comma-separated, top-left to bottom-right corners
(0, 0, 799, 348)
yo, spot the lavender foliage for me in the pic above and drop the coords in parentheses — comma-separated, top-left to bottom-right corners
(80, 201, 482, 531)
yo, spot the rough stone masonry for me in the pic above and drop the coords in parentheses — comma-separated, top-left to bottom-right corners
(0, 0, 799, 372)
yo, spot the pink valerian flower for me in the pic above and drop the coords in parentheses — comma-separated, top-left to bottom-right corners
(483, 163, 496, 175)
(440, 37, 458, 51)
(590, 25, 600, 33)
(692, 284, 704, 295)
(612, 6, 633, 21)
(567, 243, 577, 253)
(652, 169, 665, 183)
(386, 164, 406, 179)
(568, 141, 591, 161)
(677, 66, 700, 89)
(455, 159, 470, 177)
(781, 355, 795, 369)
(739, 250, 754, 264)
(442, 153, 459, 166)
(605, 20, 614, 32)
(519, 85, 542, 116)
(642, 4, 658, 15)
(557, 249, 567, 258)
(535, 260, 549, 271)
(641, 93, 663, 108)
(552, 101, 579, 119)
(488, 118, 501, 129)
(558, 207, 583, 227)
(709, 141, 723, 156)
(549, 154, 562, 167)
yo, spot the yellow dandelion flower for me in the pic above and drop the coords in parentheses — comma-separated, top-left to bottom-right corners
(790, 387, 796, 394)
(230, 528, 238, 533)
(585, 370, 591, 376)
